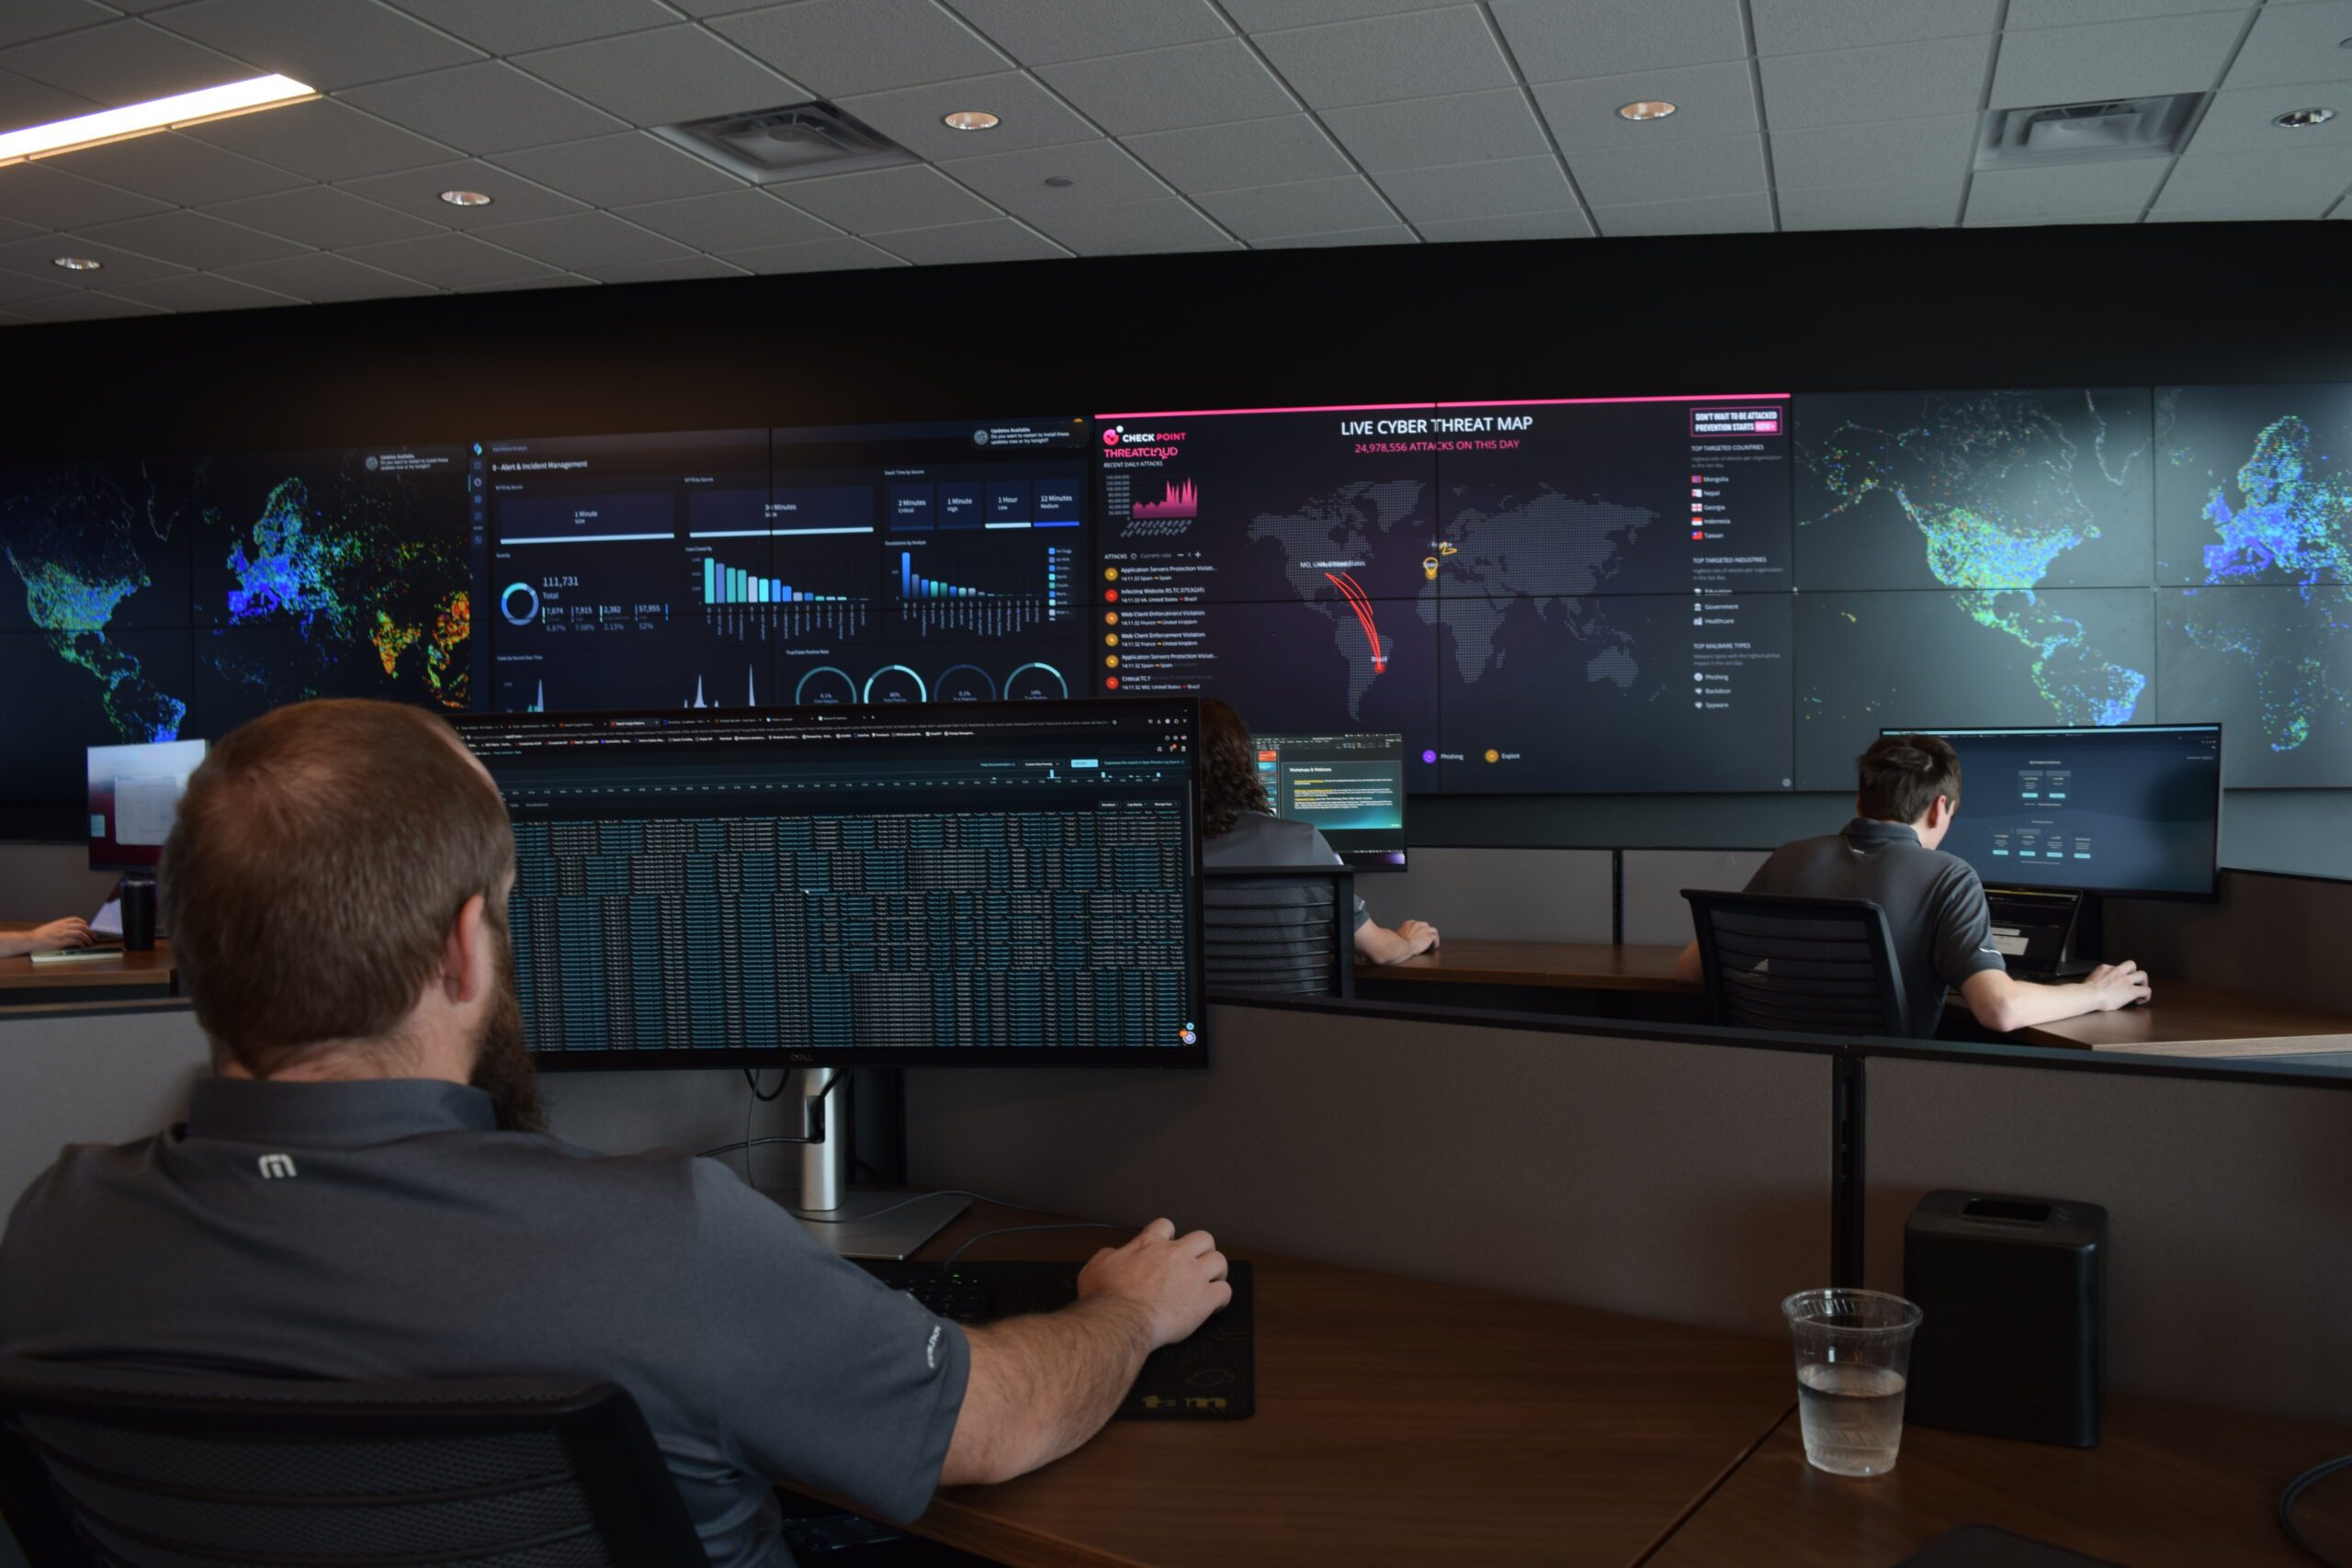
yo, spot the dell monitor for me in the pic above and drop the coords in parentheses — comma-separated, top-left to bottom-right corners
(1250, 731, 1408, 871)
(87, 739, 206, 872)
(1886, 725, 2222, 899)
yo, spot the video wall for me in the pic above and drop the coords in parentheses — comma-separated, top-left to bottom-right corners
(2, 386, 2346, 806)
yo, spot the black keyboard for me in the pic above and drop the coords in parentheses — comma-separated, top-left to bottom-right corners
(858, 1259, 1255, 1420)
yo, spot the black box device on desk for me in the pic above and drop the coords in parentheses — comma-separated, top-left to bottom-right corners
(1904, 1190, 2106, 1448)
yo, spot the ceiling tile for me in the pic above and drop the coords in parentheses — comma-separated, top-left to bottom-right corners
(217, 251, 435, 300)
(596, 254, 753, 282)
(1419, 208, 1594, 241)
(0, 166, 169, 231)
(343, 62, 629, 155)
(938, 138, 1172, 219)
(868, 215, 1069, 263)
(341, 231, 569, 288)
(491, 132, 741, 208)
(83, 209, 308, 268)
(1254, 7, 1514, 109)
(186, 98, 458, 182)
(339, 159, 589, 227)
(1374, 153, 1576, 222)
(2143, 204, 2297, 221)
(709, 0, 1011, 97)
(0, 232, 187, 286)
(1123, 114, 1352, 190)
(1768, 114, 1977, 188)
(837, 72, 1102, 164)
(0, 21, 251, 104)
(1019, 196, 1239, 254)
(1223, 0, 1456, 28)
(1963, 158, 2169, 221)
(51, 131, 309, 206)
(206, 186, 445, 249)
(2006, 0, 2255, 27)
(0, 2, 114, 50)
(8, 290, 170, 321)
(0, 68, 97, 130)
(944, 0, 1230, 66)
(1192, 172, 1396, 239)
(0, 269, 75, 305)
(1562, 131, 1769, 205)
(1037, 39, 1298, 135)
(456, 274, 595, 292)
(0, 215, 41, 243)
(512, 25, 804, 129)
(1976, 209, 2142, 225)
(1590, 189, 1774, 234)
(1318, 88, 1547, 173)
(1778, 177, 1958, 229)
(1759, 36, 1995, 130)
(2156, 141, 2352, 212)
(1532, 61, 1760, 150)
(1252, 221, 1417, 247)
(1488, 0, 1747, 84)
(2187, 85, 2352, 156)
(715, 235, 908, 271)
(388, 0, 683, 57)
(773, 164, 1002, 231)
(153, 0, 482, 91)
(611, 187, 837, 251)
(467, 209, 695, 275)
(663, 0, 791, 15)
(1751, 0, 2003, 55)
(1989, 11, 2249, 107)
(98, 270, 303, 313)
(2222, 2, 2352, 91)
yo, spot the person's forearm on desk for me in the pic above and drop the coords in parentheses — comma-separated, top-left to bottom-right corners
(1961, 962, 2151, 1032)
(0, 918, 95, 959)
(1356, 919, 1439, 965)
(1673, 941, 1703, 986)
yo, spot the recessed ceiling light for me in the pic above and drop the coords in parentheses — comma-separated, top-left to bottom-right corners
(2274, 107, 2337, 129)
(942, 110, 1000, 131)
(0, 73, 314, 165)
(1044, 175, 1075, 188)
(1617, 99, 1677, 122)
(439, 189, 492, 208)
(52, 256, 101, 272)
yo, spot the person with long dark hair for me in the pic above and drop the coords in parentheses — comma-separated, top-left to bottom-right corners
(1198, 697, 1438, 965)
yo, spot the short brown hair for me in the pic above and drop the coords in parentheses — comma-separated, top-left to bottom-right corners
(1197, 697, 1270, 839)
(161, 700, 514, 1076)
(1856, 734, 1962, 825)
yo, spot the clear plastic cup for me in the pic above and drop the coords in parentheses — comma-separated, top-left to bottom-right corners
(1781, 1288, 1923, 1477)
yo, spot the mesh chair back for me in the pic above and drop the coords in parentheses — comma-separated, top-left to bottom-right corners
(1682, 890, 1911, 1037)
(1203, 866, 1356, 998)
(0, 1359, 707, 1568)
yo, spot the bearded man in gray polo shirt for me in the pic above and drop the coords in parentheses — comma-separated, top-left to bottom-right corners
(0, 700, 1230, 1568)
(1676, 733, 2151, 1036)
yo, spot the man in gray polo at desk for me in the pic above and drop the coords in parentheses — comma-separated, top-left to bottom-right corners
(1676, 733, 2151, 1036)
(0, 700, 1231, 1568)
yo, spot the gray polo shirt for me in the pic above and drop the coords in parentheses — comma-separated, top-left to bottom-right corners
(1744, 818, 2006, 1037)
(0, 1077, 969, 1568)
(1204, 810, 1371, 931)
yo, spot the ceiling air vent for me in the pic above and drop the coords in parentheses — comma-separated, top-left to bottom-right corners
(1974, 94, 2207, 170)
(653, 102, 917, 185)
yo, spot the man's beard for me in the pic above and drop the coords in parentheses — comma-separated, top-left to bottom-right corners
(469, 915, 544, 1134)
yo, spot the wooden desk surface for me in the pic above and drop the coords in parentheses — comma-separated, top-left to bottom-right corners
(1648, 1397, 2352, 1568)
(888, 1202, 1792, 1568)
(0, 923, 175, 996)
(1380, 938, 1692, 993)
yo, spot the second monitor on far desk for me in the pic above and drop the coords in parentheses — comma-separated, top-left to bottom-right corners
(1250, 730, 1408, 871)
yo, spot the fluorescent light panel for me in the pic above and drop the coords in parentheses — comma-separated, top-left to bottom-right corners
(0, 73, 316, 166)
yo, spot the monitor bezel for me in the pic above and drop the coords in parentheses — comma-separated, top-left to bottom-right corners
(1876, 723, 2223, 902)
(453, 697, 1210, 1070)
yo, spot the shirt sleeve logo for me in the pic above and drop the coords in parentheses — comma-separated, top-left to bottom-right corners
(925, 1324, 943, 1371)
(257, 1154, 299, 1179)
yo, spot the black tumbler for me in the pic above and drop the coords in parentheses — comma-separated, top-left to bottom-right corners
(119, 875, 157, 953)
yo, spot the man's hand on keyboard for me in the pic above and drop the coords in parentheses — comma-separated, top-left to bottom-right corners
(1078, 1218, 1232, 1350)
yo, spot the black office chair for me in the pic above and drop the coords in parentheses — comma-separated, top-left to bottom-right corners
(1203, 865, 1357, 999)
(1682, 890, 1911, 1037)
(0, 1358, 707, 1567)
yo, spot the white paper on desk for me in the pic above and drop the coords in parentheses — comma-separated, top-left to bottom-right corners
(90, 897, 123, 938)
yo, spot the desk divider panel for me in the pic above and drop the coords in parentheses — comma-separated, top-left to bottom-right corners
(2106, 869, 2352, 1019)
(0, 1007, 210, 1209)
(1621, 850, 1773, 948)
(905, 1005, 1830, 1339)
(1864, 1055, 2352, 1427)
(1375, 847, 1612, 943)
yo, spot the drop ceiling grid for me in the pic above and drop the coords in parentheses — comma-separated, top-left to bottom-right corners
(0, 0, 2336, 322)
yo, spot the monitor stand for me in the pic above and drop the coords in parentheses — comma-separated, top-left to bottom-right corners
(783, 1068, 970, 1260)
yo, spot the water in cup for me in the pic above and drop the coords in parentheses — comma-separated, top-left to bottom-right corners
(1795, 1361, 1908, 1476)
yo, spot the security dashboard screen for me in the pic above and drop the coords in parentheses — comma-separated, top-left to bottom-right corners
(1251, 731, 1407, 870)
(1914, 725, 2222, 897)
(455, 701, 1204, 1064)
